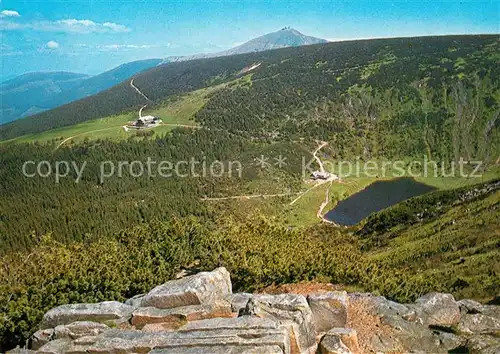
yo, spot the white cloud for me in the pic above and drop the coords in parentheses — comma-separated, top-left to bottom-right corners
(102, 22, 129, 33)
(99, 44, 157, 51)
(0, 18, 131, 33)
(0, 10, 20, 18)
(47, 40, 60, 49)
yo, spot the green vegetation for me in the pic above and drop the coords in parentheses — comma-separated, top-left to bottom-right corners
(0, 35, 499, 351)
(1, 181, 498, 350)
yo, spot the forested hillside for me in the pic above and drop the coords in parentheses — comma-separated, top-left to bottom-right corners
(3, 34, 499, 160)
(0, 72, 88, 124)
(1, 35, 499, 350)
(0, 182, 498, 350)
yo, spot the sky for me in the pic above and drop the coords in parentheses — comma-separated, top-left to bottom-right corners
(1, 0, 499, 80)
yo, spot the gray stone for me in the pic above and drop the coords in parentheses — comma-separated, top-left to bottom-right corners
(436, 332, 466, 351)
(40, 301, 134, 329)
(414, 292, 461, 327)
(150, 345, 284, 354)
(458, 299, 485, 314)
(6, 348, 37, 354)
(466, 335, 500, 354)
(457, 313, 500, 335)
(36, 338, 88, 354)
(359, 294, 452, 354)
(318, 328, 360, 354)
(131, 303, 233, 327)
(54, 321, 110, 339)
(29, 328, 54, 350)
(226, 293, 253, 314)
(36, 317, 292, 353)
(179, 316, 280, 331)
(85, 324, 290, 353)
(243, 293, 316, 354)
(124, 293, 145, 307)
(307, 291, 349, 334)
(140, 267, 232, 309)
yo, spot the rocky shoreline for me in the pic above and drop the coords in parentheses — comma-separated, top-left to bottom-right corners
(9, 267, 500, 353)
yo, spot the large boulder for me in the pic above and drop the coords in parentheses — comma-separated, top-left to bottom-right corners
(140, 267, 232, 309)
(307, 291, 349, 334)
(414, 292, 461, 327)
(40, 301, 134, 329)
(243, 293, 316, 354)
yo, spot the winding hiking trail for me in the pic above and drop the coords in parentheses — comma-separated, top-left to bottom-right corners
(130, 79, 151, 102)
(313, 141, 328, 173)
(55, 127, 121, 150)
(289, 141, 331, 206)
(201, 192, 302, 201)
(139, 104, 148, 118)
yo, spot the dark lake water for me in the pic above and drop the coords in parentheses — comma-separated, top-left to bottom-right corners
(324, 177, 436, 226)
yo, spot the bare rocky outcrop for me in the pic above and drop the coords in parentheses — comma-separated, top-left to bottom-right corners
(9, 267, 500, 354)
(140, 267, 232, 309)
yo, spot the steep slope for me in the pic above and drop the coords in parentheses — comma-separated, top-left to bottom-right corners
(2, 35, 498, 165)
(43, 59, 163, 107)
(0, 28, 325, 124)
(0, 72, 88, 124)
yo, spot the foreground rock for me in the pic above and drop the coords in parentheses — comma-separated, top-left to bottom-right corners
(40, 301, 134, 329)
(14, 267, 500, 354)
(318, 328, 360, 354)
(140, 267, 232, 309)
(243, 294, 317, 354)
(307, 291, 349, 334)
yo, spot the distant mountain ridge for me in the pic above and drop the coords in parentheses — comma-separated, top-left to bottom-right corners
(0, 60, 162, 124)
(1, 28, 326, 124)
(0, 72, 89, 124)
(160, 27, 327, 64)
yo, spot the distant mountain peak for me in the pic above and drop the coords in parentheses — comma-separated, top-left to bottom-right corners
(161, 27, 327, 65)
(227, 27, 327, 55)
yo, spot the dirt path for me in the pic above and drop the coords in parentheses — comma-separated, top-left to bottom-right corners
(289, 141, 330, 206)
(312, 141, 328, 173)
(159, 123, 201, 129)
(202, 192, 302, 201)
(130, 79, 151, 101)
(55, 126, 121, 149)
(139, 104, 148, 118)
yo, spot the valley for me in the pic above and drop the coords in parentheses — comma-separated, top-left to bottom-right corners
(0, 33, 499, 351)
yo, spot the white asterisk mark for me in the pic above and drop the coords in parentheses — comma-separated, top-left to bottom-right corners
(274, 155, 287, 168)
(255, 155, 271, 169)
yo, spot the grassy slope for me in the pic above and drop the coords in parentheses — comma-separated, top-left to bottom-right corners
(366, 188, 500, 302)
(0, 77, 252, 146)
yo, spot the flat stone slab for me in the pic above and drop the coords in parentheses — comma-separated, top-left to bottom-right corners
(150, 344, 284, 354)
(37, 316, 292, 354)
(140, 267, 232, 309)
(54, 321, 110, 339)
(86, 327, 289, 353)
(41, 301, 134, 329)
(131, 304, 234, 328)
